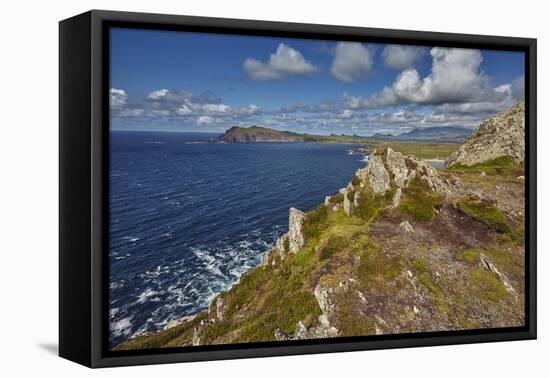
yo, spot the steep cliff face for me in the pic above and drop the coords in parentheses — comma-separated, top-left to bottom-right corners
(115, 104, 525, 350)
(446, 101, 525, 167)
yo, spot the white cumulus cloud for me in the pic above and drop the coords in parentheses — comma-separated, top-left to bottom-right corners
(330, 42, 373, 83)
(352, 48, 510, 108)
(243, 44, 319, 80)
(110, 88, 128, 107)
(382, 45, 425, 71)
(197, 116, 214, 124)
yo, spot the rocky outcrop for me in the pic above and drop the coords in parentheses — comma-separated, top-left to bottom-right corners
(262, 207, 305, 265)
(288, 207, 306, 253)
(275, 284, 340, 341)
(356, 154, 390, 193)
(446, 101, 525, 167)
(208, 294, 226, 321)
(355, 147, 453, 203)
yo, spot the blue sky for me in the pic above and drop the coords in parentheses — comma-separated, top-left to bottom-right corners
(110, 27, 524, 135)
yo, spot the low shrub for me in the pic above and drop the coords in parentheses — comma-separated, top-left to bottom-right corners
(318, 235, 348, 261)
(399, 177, 443, 222)
(457, 197, 510, 233)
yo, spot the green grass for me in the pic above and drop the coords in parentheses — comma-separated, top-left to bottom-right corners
(469, 269, 509, 303)
(318, 235, 349, 261)
(334, 289, 375, 336)
(457, 197, 510, 232)
(411, 257, 449, 313)
(222, 265, 274, 319)
(447, 156, 521, 173)
(502, 226, 525, 246)
(236, 270, 322, 341)
(377, 142, 460, 160)
(356, 237, 402, 287)
(303, 205, 330, 241)
(354, 188, 394, 222)
(399, 177, 443, 222)
(456, 248, 481, 263)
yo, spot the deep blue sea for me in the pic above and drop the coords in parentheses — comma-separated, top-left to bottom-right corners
(109, 131, 367, 346)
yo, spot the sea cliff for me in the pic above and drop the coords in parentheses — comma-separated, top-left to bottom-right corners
(116, 102, 526, 350)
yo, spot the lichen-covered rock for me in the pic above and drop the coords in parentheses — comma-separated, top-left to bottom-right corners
(314, 284, 335, 316)
(208, 295, 226, 321)
(446, 101, 525, 167)
(399, 220, 414, 233)
(356, 154, 390, 193)
(355, 147, 453, 204)
(385, 147, 411, 187)
(288, 207, 305, 253)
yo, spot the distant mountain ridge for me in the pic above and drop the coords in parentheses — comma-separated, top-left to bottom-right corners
(371, 126, 473, 142)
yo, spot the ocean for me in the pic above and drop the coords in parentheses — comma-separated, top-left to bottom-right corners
(109, 130, 367, 346)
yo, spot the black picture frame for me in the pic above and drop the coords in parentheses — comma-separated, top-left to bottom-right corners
(59, 9, 537, 368)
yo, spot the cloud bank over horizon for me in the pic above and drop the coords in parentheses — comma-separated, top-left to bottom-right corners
(110, 31, 524, 135)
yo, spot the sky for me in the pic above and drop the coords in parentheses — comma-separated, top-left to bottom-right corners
(110, 27, 525, 135)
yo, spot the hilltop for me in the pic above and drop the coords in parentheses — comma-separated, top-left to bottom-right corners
(446, 102, 525, 167)
(217, 126, 373, 143)
(116, 103, 525, 349)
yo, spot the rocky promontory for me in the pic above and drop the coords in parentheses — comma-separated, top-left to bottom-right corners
(217, 126, 373, 144)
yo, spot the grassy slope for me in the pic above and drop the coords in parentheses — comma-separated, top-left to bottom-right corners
(375, 142, 460, 160)
(116, 156, 525, 350)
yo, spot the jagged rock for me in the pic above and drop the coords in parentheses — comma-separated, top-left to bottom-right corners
(356, 154, 390, 193)
(480, 253, 516, 294)
(288, 207, 305, 253)
(446, 101, 525, 167)
(274, 318, 338, 341)
(339, 278, 357, 291)
(385, 147, 411, 187)
(356, 147, 452, 201)
(208, 295, 226, 321)
(275, 233, 290, 257)
(314, 285, 335, 316)
(399, 220, 415, 233)
(324, 196, 332, 206)
(261, 208, 304, 265)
